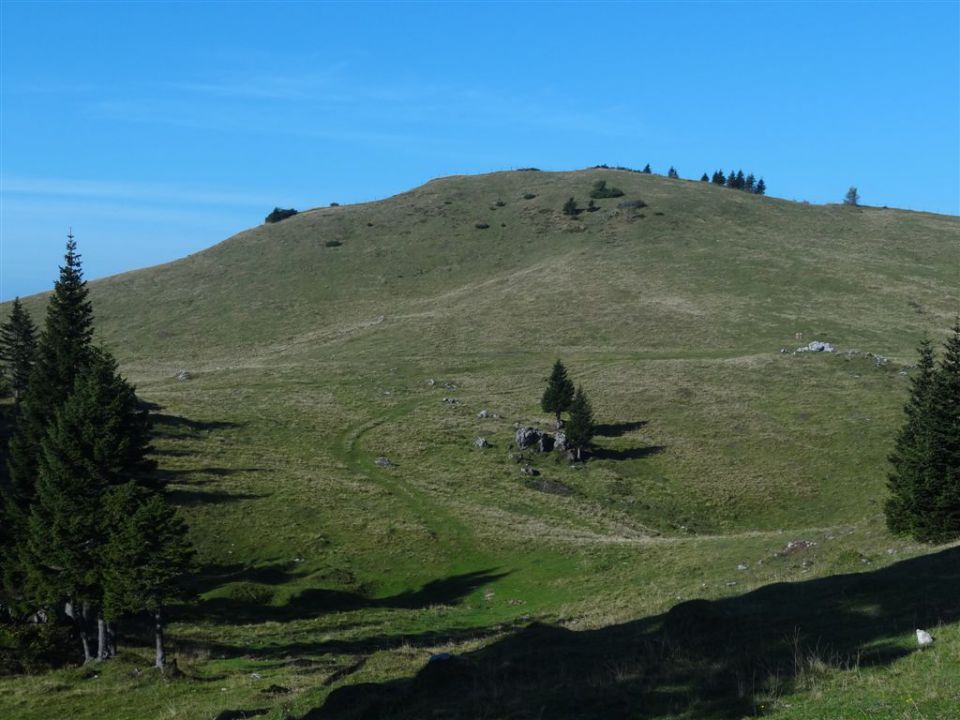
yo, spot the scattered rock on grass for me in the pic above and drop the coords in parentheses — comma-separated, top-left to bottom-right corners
(474, 437, 490, 449)
(777, 539, 815, 556)
(175, 369, 191, 381)
(515, 427, 544, 449)
(375, 456, 392, 467)
(477, 409, 490, 418)
(796, 340, 835, 353)
(520, 465, 539, 477)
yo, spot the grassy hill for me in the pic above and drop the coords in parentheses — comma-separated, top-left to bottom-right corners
(2, 169, 959, 719)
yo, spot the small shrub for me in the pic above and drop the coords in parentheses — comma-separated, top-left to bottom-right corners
(587, 200, 598, 212)
(0, 622, 78, 675)
(589, 180, 624, 199)
(474, 222, 490, 230)
(617, 199, 647, 210)
(329, 202, 340, 207)
(494, 199, 506, 207)
(265, 207, 298, 224)
(654, 211, 665, 216)
(515, 167, 540, 172)
(562, 197, 580, 216)
(522, 193, 537, 200)
(325, 240, 343, 247)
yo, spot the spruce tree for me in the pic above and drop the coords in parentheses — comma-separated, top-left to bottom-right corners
(7, 234, 94, 515)
(541, 360, 575, 427)
(23, 349, 157, 658)
(713, 170, 726, 186)
(735, 170, 745, 190)
(844, 186, 860, 206)
(102, 484, 193, 671)
(642, 164, 652, 174)
(700, 173, 709, 182)
(745, 173, 756, 193)
(667, 166, 679, 179)
(755, 178, 766, 195)
(726, 170, 737, 188)
(0, 298, 37, 404)
(562, 197, 579, 216)
(885, 339, 937, 536)
(885, 323, 960, 543)
(565, 385, 595, 461)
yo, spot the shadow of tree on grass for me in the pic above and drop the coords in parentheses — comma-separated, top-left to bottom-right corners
(172, 569, 510, 627)
(594, 420, 648, 437)
(307, 546, 960, 719)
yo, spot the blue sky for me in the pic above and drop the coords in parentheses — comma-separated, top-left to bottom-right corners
(2, 1, 958, 300)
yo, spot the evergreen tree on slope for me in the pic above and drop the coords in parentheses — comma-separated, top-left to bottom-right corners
(541, 360, 575, 427)
(103, 483, 193, 671)
(0, 298, 37, 404)
(7, 235, 94, 515)
(886, 323, 960, 542)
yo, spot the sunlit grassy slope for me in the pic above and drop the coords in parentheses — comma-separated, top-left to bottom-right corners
(2, 169, 959, 719)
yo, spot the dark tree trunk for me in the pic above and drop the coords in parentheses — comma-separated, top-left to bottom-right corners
(154, 609, 165, 671)
(65, 600, 93, 663)
(96, 615, 108, 661)
(106, 621, 117, 657)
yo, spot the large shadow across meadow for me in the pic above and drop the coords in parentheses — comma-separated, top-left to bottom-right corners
(172, 568, 509, 627)
(303, 546, 960, 719)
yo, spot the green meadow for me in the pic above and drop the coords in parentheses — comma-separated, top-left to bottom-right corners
(2, 169, 959, 719)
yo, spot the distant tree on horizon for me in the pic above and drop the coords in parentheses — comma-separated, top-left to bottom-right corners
(642, 164, 652, 174)
(712, 170, 726, 185)
(700, 173, 709, 182)
(844, 187, 860, 206)
(667, 167, 679, 179)
(755, 178, 766, 195)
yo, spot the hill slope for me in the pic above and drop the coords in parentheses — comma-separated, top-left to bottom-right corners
(2, 170, 959, 719)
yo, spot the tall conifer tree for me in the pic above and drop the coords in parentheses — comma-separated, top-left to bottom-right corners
(7, 234, 94, 514)
(23, 349, 157, 658)
(886, 323, 960, 542)
(0, 298, 37, 404)
(541, 360, 575, 427)
(566, 386, 595, 461)
(103, 484, 193, 671)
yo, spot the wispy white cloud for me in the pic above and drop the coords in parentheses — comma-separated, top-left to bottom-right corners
(80, 68, 645, 145)
(1, 196, 247, 228)
(1, 176, 277, 208)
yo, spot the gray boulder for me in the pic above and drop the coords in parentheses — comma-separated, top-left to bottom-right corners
(474, 437, 489, 449)
(798, 340, 835, 353)
(515, 427, 544, 449)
